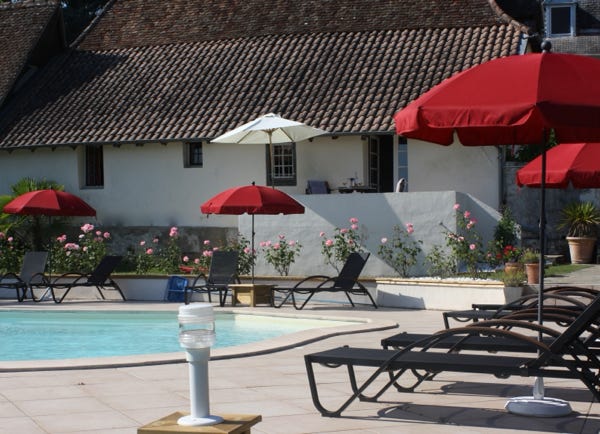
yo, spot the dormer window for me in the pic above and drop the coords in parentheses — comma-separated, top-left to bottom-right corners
(544, 1, 577, 37)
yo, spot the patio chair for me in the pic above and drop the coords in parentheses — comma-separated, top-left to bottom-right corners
(184, 250, 239, 306)
(306, 180, 331, 194)
(34, 255, 125, 303)
(272, 252, 376, 310)
(304, 291, 600, 417)
(0, 251, 48, 302)
(441, 286, 598, 328)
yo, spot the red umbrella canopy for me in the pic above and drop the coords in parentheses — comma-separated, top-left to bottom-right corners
(3, 189, 96, 217)
(394, 49, 600, 146)
(516, 143, 600, 189)
(201, 184, 304, 215)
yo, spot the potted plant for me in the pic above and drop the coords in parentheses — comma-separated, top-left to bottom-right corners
(521, 249, 540, 284)
(501, 269, 525, 303)
(558, 201, 600, 264)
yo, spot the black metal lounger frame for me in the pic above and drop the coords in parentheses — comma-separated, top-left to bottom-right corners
(304, 292, 600, 417)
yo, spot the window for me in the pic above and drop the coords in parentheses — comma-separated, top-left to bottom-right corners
(184, 142, 203, 167)
(398, 136, 408, 190)
(267, 143, 296, 186)
(544, 1, 576, 37)
(85, 146, 104, 187)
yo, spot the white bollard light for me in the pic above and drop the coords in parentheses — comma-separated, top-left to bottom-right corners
(177, 303, 223, 426)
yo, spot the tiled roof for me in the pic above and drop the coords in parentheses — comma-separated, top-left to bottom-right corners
(0, 0, 61, 105)
(0, 0, 525, 149)
(77, 0, 519, 50)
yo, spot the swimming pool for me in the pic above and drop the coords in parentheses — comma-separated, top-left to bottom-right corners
(0, 310, 355, 361)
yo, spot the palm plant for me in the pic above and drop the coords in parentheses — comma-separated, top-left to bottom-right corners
(558, 201, 600, 238)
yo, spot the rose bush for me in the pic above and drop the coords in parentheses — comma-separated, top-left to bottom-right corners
(260, 234, 302, 276)
(320, 217, 366, 272)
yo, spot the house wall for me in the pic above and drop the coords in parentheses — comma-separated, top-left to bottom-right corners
(0, 137, 506, 277)
(244, 191, 500, 277)
(407, 139, 501, 210)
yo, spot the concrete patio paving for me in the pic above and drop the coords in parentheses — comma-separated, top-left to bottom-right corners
(1, 267, 600, 433)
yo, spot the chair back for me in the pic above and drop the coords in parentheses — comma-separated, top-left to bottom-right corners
(20, 251, 48, 284)
(207, 250, 239, 285)
(87, 256, 123, 285)
(332, 252, 369, 289)
(306, 180, 330, 194)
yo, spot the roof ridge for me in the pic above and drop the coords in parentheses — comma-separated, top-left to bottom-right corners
(69, 0, 115, 49)
(487, 0, 532, 34)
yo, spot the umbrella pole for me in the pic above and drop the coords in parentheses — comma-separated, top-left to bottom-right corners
(251, 214, 255, 284)
(505, 131, 572, 417)
(268, 131, 275, 188)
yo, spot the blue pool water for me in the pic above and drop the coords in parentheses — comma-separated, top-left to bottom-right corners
(0, 310, 352, 361)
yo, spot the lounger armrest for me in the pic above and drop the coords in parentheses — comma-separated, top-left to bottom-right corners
(28, 272, 51, 286)
(292, 275, 330, 288)
(0, 272, 23, 283)
(50, 272, 87, 287)
(189, 272, 209, 288)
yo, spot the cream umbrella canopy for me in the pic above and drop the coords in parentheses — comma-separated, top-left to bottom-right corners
(210, 113, 328, 186)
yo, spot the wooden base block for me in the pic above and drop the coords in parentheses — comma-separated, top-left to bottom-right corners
(138, 412, 261, 434)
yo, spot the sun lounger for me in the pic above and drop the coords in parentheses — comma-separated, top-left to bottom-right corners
(304, 292, 600, 417)
(34, 255, 125, 303)
(184, 250, 239, 306)
(0, 251, 48, 302)
(441, 286, 598, 328)
(272, 252, 376, 310)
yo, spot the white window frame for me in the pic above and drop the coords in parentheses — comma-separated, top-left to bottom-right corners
(544, 1, 577, 37)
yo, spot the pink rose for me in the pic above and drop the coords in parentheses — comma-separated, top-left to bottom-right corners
(349, 217, 358, 224)
(203, 240, 211, 245)
(146, 248, 153, 255)
(278, 234, 285, 240)
(169, 227, 178, 237)
(81, 223, 94, 233)
(351, 224, 358, 230)
(381, 237, 388, 244)
(340, 228, 348, 234)
(453, 204, 460, 210)
(96, 230, 102, 236)
(103, 232, 110, 239)
(319, 231, 325, 237)
(325, 239, 333, 247)
(288, 240, 296, 246)
(259, 241, 267, 247)
(140, 241, 146, 246)
(183, 256, 189, 263)
(406, 223, 414, 234)
(243, 247, 251, 254)
(469, 244, 476, 250)
(194, 258, 200, 264)
(464, 211, 471, 219)
(153, 238, 159, 243)
(273, 243, 280, 250)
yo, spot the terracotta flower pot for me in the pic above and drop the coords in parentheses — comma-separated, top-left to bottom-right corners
(525, 262, 540, 284)
(566, 237, 597, 264)
(504, 262, 523, 274)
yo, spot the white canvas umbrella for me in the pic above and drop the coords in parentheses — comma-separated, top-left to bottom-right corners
(211, 113, 328, 186)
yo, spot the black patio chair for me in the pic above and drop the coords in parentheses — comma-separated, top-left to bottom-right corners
(184, 250, 239, 306)
(304, 291, 600, 417)
(0, 251, 48, 302)
(33, 255, 125, 303)
(272, 252, 376, 310)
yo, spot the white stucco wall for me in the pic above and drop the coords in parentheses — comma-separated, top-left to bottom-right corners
(243, 191, 501, 277)
(408, 139, 501, 210)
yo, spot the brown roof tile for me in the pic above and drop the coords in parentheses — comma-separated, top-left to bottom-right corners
(0, 0, 62, 104)
(0, 21, 523, 149)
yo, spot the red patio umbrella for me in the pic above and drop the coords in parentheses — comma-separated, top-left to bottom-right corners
(516, 143, 600, 189)
(393, 41, 600, 416)
(3, 189, 96, 217)
(201, 182, 305, 281)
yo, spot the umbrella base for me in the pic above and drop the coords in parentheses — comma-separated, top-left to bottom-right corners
(505, 396, 572, 417)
